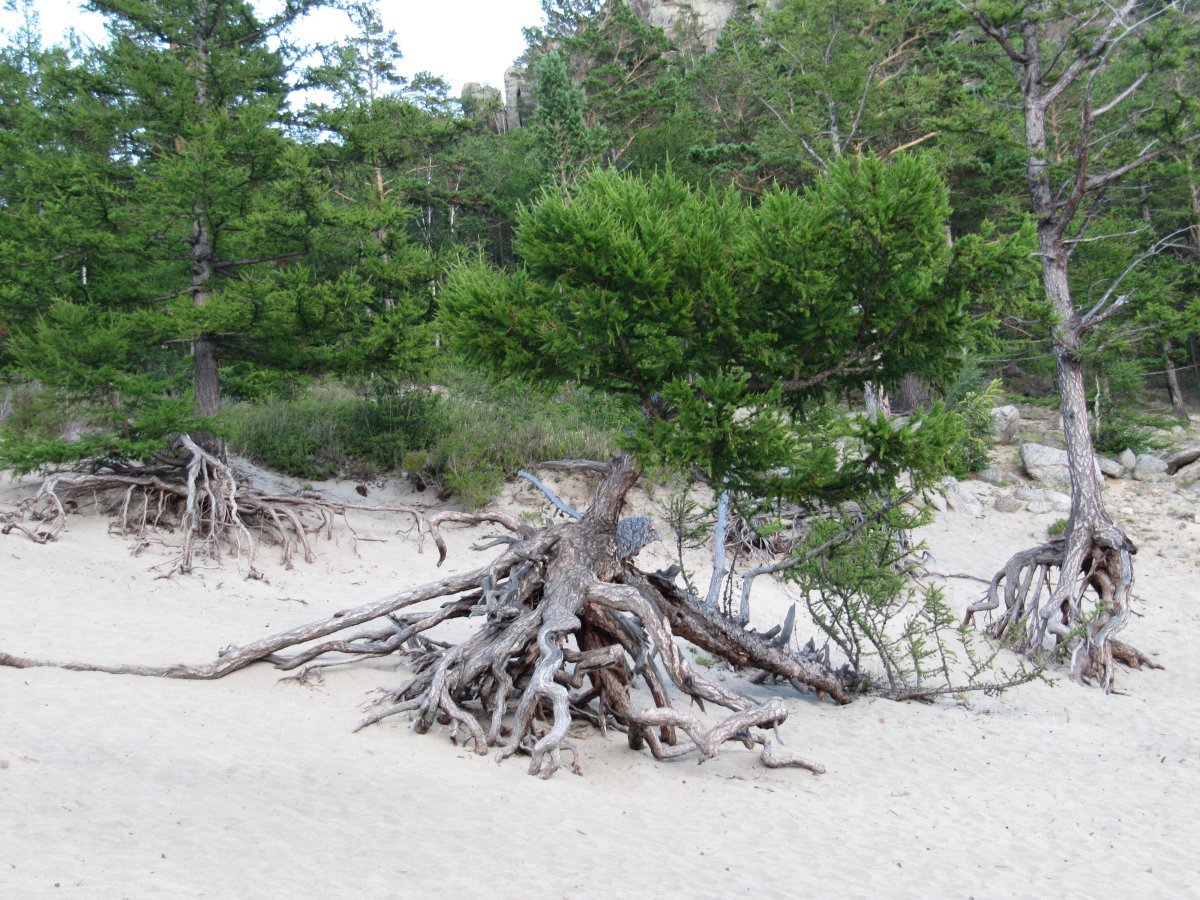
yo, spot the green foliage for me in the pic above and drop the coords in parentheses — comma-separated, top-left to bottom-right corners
(222, 384, 447, 481)
(425, 369, 628, 509)
(529, 51, 603, 193)
(1047, 517, 1068, 537)
(944, 380, 1003, 476)
(1, 0, 440, 455)
(790, 505, 957, 692)
(220, 370, 627, 507)
(444, 158, 1029, 503)
(1088, 356, 1159, 455)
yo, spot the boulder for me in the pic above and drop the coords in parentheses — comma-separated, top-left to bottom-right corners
(989, 405, 1021, 444)
(1173, 459, 1200, 483)
(1013, 486, 1046, 502)
(1132, 454, 1168, 482)
(994, 495, 1025, 513)
(1165, 446, 1200, 476)
(945, 483, 984, 517)
(1045, 490, 1072, 512)
(1118, 449, 1137, 471)
(1018, 442, 1101, 487)
(1026, 500, 1054, 514)
(928, 493, 947, 512)
(1096, 456, 1124, 478)
(976, 465, 1010, 487)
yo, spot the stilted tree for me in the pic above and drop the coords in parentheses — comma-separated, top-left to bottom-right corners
(959, 0, 1195, 686)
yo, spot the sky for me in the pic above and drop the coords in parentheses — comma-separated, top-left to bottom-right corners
(0, 0, 547, 95)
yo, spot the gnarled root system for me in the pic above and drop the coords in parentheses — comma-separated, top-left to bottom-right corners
(964, 519, 1161, 691)
(2, 455, 847, 777)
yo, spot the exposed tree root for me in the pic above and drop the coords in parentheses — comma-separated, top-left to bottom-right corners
(964, 519, 1160, 691)
(2, 434, 427, 575)
(1, 455, 845, 777)
(4, 451, 1053, 776)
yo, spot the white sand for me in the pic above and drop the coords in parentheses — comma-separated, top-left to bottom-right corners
(2, 465, 1199, 898)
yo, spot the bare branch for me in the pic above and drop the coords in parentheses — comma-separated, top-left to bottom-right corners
(1080, 228, 1195, 329)
(1091, 72, 1149, 119)
(517, 470, 581, 520)
(1083, 142, 1169, 193)
(1064, 226, 1149, 245)
(704, 490, 730, 611)
(1041, 1, 1140, 111)
(961, 5, 1028, 65)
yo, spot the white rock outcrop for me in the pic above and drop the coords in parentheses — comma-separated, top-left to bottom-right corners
(1019, 442, 1102, 487)
(989, 405, 1020, 444)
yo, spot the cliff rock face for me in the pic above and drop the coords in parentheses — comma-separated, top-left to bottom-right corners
(461, 82, 507, 133)
(501, 1, 783, 125)
(629, 0, 739, 50)
(503, 66, 533, 131)
(629, 0, 782, 50)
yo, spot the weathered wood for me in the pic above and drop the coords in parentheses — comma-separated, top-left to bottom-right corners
(0, 454, 848, 776)
(1165, 446, 1200, 476)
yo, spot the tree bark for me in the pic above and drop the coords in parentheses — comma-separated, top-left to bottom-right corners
(1164, 340, 1190, 421)
(191, 218, 220, 421)
(961, 3, 1156, 689)
(188, 7, 221, 422)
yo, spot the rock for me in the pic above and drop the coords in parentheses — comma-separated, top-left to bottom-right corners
(460, 83, 504, 132)
(629, 0, 753, 50)
(1013, 486, 1046, 502)
(1045, 490, 1072, 512)
(1096, 456, 1124, 478)
(994, 495, 1025, 513)
(944, 483, 979, 515)
(1026, 500, 1053, 514)
(1173, 459, 1200, 483)
(503, 66, 532, 131)
(928, 493, 947, 512)
(1118, 449, 1137, 471)
(1019, 442, 1101, 487)
(976, 465, 1010, 487)
(1132, 454, 1168, 482)
(989, 405, 1021, 444)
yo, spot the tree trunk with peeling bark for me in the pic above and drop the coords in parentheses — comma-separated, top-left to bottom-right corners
(962, 1, 1168, 688)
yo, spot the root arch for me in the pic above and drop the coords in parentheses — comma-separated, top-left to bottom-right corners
(964, 514, 1160, 690)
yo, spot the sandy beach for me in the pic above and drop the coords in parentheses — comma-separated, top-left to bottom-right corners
(3, 454, 1199, 898)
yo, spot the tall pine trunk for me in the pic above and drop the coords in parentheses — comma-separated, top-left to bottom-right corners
(190, 210, 220, 420)
(188, 5, 221, 428)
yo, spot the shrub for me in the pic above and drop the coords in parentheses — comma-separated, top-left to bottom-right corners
(426, 370, 628, 509)
(944, 380, 1002, 476)
(222, 384, 447, 481)
(223, 369, 628, 507)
